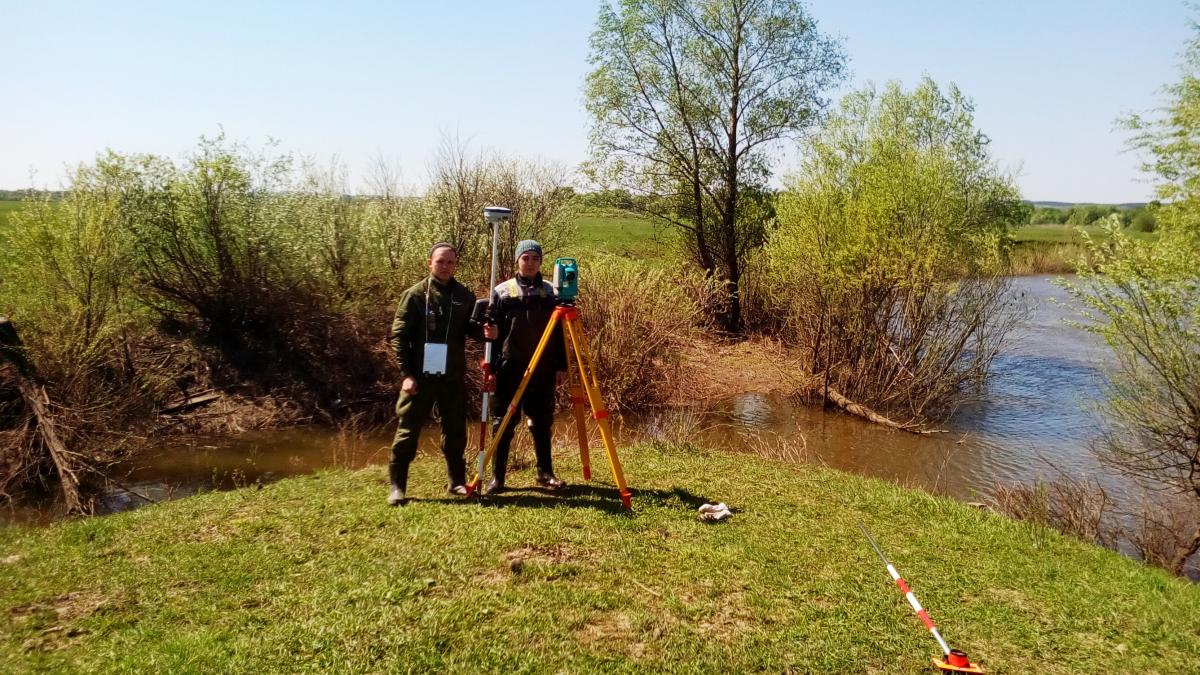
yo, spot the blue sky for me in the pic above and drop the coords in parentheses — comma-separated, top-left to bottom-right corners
(0, 1, 1191, 202)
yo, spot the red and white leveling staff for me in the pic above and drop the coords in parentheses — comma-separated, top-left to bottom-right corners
(858, 523, 984, 674)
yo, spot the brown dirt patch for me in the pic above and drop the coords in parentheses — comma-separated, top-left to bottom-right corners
(10, 591, 115, 623)
(677, 337, 805, 402)
(693, 590, 754, 642)
(473, 567, 509, 586)
(10, 590, 123, 652)
(476, 544, 587, 584)
(576, 612, 634, 643)
(575, 612, 645, 658)
(501, 544, 579, 572)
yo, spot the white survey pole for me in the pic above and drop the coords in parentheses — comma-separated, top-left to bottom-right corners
(477, 206, 511, 482)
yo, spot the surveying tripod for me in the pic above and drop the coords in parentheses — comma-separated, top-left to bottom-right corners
(464, 300, 632, 509)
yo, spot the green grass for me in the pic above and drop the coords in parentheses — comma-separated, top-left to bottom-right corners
(565, 214, 1162, 276)
(568, 209, 669, 262)
(1013, 223, 1158, 244)
(1007, 224, 1160, 274)
(0, 200, 21, 232)
(3, 443, 1198, 673)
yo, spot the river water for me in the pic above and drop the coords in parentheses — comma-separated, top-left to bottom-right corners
(3, 275, 1125, 525)
(691, 274, 1119, 502)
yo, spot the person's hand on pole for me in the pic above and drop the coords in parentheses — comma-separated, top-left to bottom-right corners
(402, 376, 419, 395)
(483, 324, 498, 341)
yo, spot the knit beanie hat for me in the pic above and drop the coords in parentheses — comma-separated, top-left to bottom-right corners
(428, 241, 456, 257)
(514, 239, 542, 261)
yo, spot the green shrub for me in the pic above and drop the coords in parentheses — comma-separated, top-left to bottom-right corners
(764, 78, 1025, 423)
(1129, 209, 1158, 232)
(576, 255, 712, 411)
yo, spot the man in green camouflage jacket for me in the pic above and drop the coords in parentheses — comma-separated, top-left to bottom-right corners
(387, 242, 484, 506)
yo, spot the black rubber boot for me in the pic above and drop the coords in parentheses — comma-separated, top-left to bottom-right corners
(484, 476, 505, 495)
(488, 423, 512, 494)
(388, 462, 409, 506)
(484, 449, 508, 494)
(536, 469, 566, 491)
(444, 460, 469, 495)
(531, 412, 563, 490)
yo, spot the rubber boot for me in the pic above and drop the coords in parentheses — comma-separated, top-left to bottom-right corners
(388, 486, 406, 506)
(487, 425, 512, 495)
(536, 469, 566, 491)
(388, 462, 409, 506)
(485, 462, 507, 495)
(532, 413, 563, 490)
(445, 454, 468, 495)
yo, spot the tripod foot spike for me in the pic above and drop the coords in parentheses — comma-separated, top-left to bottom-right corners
(464, 480, 480, 498)
(620, 490, 632, 509)
(583, 467, 592, 481)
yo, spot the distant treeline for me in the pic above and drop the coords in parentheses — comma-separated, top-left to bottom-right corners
(6, 185, 1159, 233)
(0, 189, 65, 201)
(1027, 202, 1159, 231)
(576, 188, 1161, 232)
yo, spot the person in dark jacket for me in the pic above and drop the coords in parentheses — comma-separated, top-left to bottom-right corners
(387, 242, 485, 506)
(481, 240, 567, 493)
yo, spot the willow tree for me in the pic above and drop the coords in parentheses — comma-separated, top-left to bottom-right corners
(584, 0, 845, 331)
(766, 79, 1025, 425)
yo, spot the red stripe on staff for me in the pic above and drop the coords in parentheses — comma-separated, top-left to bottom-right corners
(916, 609, 936, 630)
(859, 523, 954, 659)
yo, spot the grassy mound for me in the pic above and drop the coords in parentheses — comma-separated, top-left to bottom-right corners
(3, 443, 1198, 673)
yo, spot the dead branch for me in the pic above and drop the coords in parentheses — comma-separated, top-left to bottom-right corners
(0, 317, 86, 513)
(819, 380, 945, 435)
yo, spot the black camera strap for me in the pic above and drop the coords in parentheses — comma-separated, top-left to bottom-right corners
(424, 278, 453, 345)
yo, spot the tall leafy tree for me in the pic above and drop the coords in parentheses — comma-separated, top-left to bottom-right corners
(584, 0, 845, 331)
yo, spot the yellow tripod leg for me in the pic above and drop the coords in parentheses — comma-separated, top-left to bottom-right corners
(563, 313, 631, 509)
(566, 349, 592, 481)
(465, 307, 563, 496)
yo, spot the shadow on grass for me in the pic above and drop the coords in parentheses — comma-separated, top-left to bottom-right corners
(410, 484, 712, 516)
